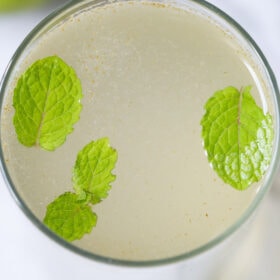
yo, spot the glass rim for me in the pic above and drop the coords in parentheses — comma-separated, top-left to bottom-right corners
(0, 0, 280, 267)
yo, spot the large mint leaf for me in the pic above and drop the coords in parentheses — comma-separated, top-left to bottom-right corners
(73, 138, 118, 204)
(201, 86, 273, 190)
(13, 56, 82, 151)
(44, 192, 97, 242)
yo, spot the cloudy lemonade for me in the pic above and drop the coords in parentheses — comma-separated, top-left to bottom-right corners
(1, 1, 272, 261)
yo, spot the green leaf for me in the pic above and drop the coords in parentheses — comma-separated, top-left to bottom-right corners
(0, 0, 43, 12)
(13, 56, 83, 151)
(73, 138, 118, 204)
(43, 192, 97, 242)
(201, 86, 273, 190)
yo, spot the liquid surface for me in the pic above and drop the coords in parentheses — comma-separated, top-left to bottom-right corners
(1, 1, 270, 261)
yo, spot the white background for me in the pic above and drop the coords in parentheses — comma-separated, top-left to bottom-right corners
(0, 0, 280, 279)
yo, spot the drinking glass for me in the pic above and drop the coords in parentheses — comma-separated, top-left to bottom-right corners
(0, 0, 279, 274)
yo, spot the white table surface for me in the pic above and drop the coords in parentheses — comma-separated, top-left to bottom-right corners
(0, 0, 280, 279)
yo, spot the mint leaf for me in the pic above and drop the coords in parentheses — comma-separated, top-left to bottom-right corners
(0, 0, 43, 12)
(13, 56, 83, 151)
(44, 192, 97, 242)
(73, 138, 118, 204)
(43, 138, 118, 242)
(201, 86, 273, 190)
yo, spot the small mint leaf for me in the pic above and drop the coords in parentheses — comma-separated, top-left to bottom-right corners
(43, 192, 97, 242)
(201, 86, 273, 190)
(13, 55, 83, 151)
(73, 138, 118, 204)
